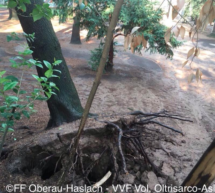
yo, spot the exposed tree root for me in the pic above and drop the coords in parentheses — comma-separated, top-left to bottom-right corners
(0, 110, 192, 190)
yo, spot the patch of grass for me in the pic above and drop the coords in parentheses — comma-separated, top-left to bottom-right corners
(207, 33, 215, 38)
(0, 4, 7, 8)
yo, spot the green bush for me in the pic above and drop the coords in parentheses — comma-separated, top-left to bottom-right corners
(0, 33, 62, 157)
(88, 41, 117, 71)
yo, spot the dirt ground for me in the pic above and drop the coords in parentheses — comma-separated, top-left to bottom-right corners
(0, 7, 215, 191)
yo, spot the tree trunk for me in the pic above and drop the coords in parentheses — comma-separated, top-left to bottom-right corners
(8, 9, 18, 20)
(105, 40, 114, 71)
(16, 0, 84, 128)
(8, 9, 12, 20)
(70, 16, 81, 44)
(105, 33, 124, 71)
(212, 23, 215, 33)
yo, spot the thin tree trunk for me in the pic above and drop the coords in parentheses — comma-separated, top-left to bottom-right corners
(58, 0, 124, 184)
(8, 9, 18, 20)
(212, 23, 215, 33)
(106, 33, 124, 71)
(70, 16, 81, 44)
(74, 0, 124, 158)
(8, 9, 12, 20)
(105, 40, 114, 71)
(16, 0, 84, 128)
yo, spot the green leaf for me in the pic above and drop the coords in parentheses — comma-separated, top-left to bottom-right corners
(45, 91, 52, 98)
(53, 69, 61, 74)
(22, 110, 30, 118)
(0, 105, 7, 113)
(43, 60, 52, 69)
(35, 96, 47, 101)
(0, 78, 8, 84)
(5, 75, 19, 82)
(49, 82, 56, 87)
(28, 59, 36, 65)
(23, 0, 31, 4)
(36, 63, 43, 68)
(45, 69, 53, 78)
(53, 60, 62, 65)
(0, 71, 6, 77)
(79, 3, 85, 10)
(6, 95, 19, 103)
(32, 74, 40, 81)
(19, 49, 33, 56)
(13, 112, 21, 120)
(2, 123, 7, 129)
(6, 35, 12, 42)
(13, 88, 18, 94)
(20, 4, 26, 12)
(8, 128, 14, 132)
(8, 0, 17, 8)
(32, 7, 43, 22)
(19, 90, 27, 94)
(3, 81, 18, 91)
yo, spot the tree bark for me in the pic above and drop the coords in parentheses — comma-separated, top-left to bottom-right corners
(105, 40, 114, 71)
(16, 0, 84, 128)
(70, 16, 81, 44)
(8, 8, 12, 20)
(212, 23, 215, 33)
(106, 33, 124, 71)
(8, 9, 18, 20)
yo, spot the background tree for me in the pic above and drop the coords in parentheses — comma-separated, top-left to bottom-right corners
(184, 0, 207, 24)
(53, 0, 82, 44)
(13, 0, 84, 128)
(77, 0, 182, 71)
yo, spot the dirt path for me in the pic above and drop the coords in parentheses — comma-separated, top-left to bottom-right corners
(0, 8, 215, 188)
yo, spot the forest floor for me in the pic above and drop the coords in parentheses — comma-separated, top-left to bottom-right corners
(0, 7, 215, 191)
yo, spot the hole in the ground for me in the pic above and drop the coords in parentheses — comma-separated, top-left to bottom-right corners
(83, 151, 113, 186)
(40, 156, 62, 180)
